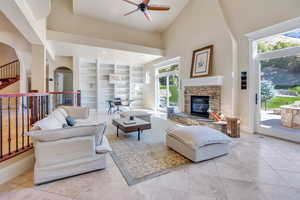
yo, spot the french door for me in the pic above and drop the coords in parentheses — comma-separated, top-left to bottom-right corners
(157, 74, 180, 112)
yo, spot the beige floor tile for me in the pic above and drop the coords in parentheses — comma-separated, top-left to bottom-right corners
(151, 169, 189, 192)
(186, 160, 219, 177)
(215, 161, 253, 182)
(276, 170, 300, 189)
(264, 157, 300, 172)
(188, 173, 227, 199)
(258, 184, 300, 200)
(222, 178, 267, 200)
(146, 186, 188, 200)
(247, 165, 289, 186)
(0, 187, 72, 200)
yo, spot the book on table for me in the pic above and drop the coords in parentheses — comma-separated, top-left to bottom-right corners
(123, 121, 136, 125)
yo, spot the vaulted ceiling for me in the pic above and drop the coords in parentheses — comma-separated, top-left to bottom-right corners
(73, 0, 190, 32)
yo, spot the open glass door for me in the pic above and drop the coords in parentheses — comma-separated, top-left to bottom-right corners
(158, 76, 168, 111)
(156, 64, 180, 112)
(253, 30, 300, 140)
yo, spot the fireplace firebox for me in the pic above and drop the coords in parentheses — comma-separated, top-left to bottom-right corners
(191, 96, 210, 118)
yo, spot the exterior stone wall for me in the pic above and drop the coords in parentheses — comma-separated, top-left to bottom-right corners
(184, 86, 221, 119)
(281, 107, 300, 129)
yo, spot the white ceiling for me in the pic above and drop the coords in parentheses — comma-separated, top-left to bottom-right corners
(50, 40, 161, 65)
(73, 0, 189, 32)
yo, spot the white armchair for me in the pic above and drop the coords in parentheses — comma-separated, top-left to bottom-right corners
(28, 106, 110, 185)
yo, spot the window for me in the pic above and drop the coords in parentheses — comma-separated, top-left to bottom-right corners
(257, 30, 300, 53)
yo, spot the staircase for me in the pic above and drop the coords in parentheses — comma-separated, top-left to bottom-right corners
(0, 60, 20, 90)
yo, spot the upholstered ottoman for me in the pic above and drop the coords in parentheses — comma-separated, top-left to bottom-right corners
(120, 110, 152, 122)
(166, 126, 232, 162)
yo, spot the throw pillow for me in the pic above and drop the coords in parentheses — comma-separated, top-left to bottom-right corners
(57, 108, 68, 118)
(34, 115, 63, 130)
(51, 110, 67, 125)
(66, 116, 76, 126)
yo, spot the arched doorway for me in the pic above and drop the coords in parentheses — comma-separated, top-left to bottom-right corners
(54, 67, 73, 105)
(0, 42, 20, 94)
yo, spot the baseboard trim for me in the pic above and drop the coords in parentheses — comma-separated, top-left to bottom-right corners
(0, 154, 34, 184)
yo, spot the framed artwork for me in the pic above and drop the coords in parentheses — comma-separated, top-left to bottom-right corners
(190, 45, 213, 78)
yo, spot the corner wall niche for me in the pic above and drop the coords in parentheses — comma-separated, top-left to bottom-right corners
(79, 59, 144, 110)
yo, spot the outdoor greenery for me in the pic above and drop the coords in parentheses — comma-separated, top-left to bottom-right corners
(290, 86, 300, 95)
(158, 64, 179, 73)
(258, 41, 300, 53)
(159, 75, 179, 106)
(261, 80, 275, 102)
(265, 96, 300, 109)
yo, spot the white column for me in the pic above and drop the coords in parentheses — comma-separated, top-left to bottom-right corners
(73, 56, 80, 92)
(31, 44, 46, 92)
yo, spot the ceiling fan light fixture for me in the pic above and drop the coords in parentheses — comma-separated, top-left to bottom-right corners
(122, 0, 170, 21)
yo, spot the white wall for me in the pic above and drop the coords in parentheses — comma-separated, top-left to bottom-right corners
(144, 0, 235, 118)
(219, 0, 300, 132)
(54, 56, 73, 70)
(0, 43, 18, 66)
(47, 0, 163, 49)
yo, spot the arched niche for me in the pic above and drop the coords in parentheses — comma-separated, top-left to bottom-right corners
(54, 66, 73, 92)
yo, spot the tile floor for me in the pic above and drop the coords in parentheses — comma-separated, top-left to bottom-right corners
(1, 112, 300, 200)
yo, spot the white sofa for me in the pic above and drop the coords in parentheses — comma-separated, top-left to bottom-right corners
(27, 106, 111, 185)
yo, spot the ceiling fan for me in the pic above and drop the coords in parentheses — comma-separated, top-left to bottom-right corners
(122, 0, 171, 21)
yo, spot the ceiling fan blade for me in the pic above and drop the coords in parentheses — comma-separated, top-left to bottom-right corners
(124, 8, 139, 16)
(148, 5, 170, 11)
(122, 0, 138, 6)
(143, 10, 152, 21)
(143, 0, 150, 5)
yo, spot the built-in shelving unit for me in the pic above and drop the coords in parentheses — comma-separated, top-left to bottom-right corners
(79, 59, 144, 110)
(79, 60, 97, 109)
(130, 66, 144, 107)
(114, 65, 130, 106)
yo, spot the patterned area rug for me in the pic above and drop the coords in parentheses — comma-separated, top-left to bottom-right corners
(106, 117, 191, 185)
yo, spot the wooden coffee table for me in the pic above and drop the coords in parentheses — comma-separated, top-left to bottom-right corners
(112, 118, 151, 141)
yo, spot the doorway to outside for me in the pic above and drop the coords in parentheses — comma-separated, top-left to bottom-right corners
(156, 64, 180, 112)
(251, 28, 300, 141)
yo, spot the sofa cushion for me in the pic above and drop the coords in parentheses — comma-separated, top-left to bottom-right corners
(60, 106, 89, 119)
(33, 115, 63, 130)
(167, 126, 231, 150)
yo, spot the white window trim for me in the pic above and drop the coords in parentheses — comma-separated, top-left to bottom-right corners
(256, 46, 300, 61)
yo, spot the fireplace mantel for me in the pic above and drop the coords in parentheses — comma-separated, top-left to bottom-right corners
(182, 76, 224, 87)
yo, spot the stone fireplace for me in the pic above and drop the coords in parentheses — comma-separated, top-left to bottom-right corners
(169, 76, 225, 133)
(184, 86, 221, 119)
